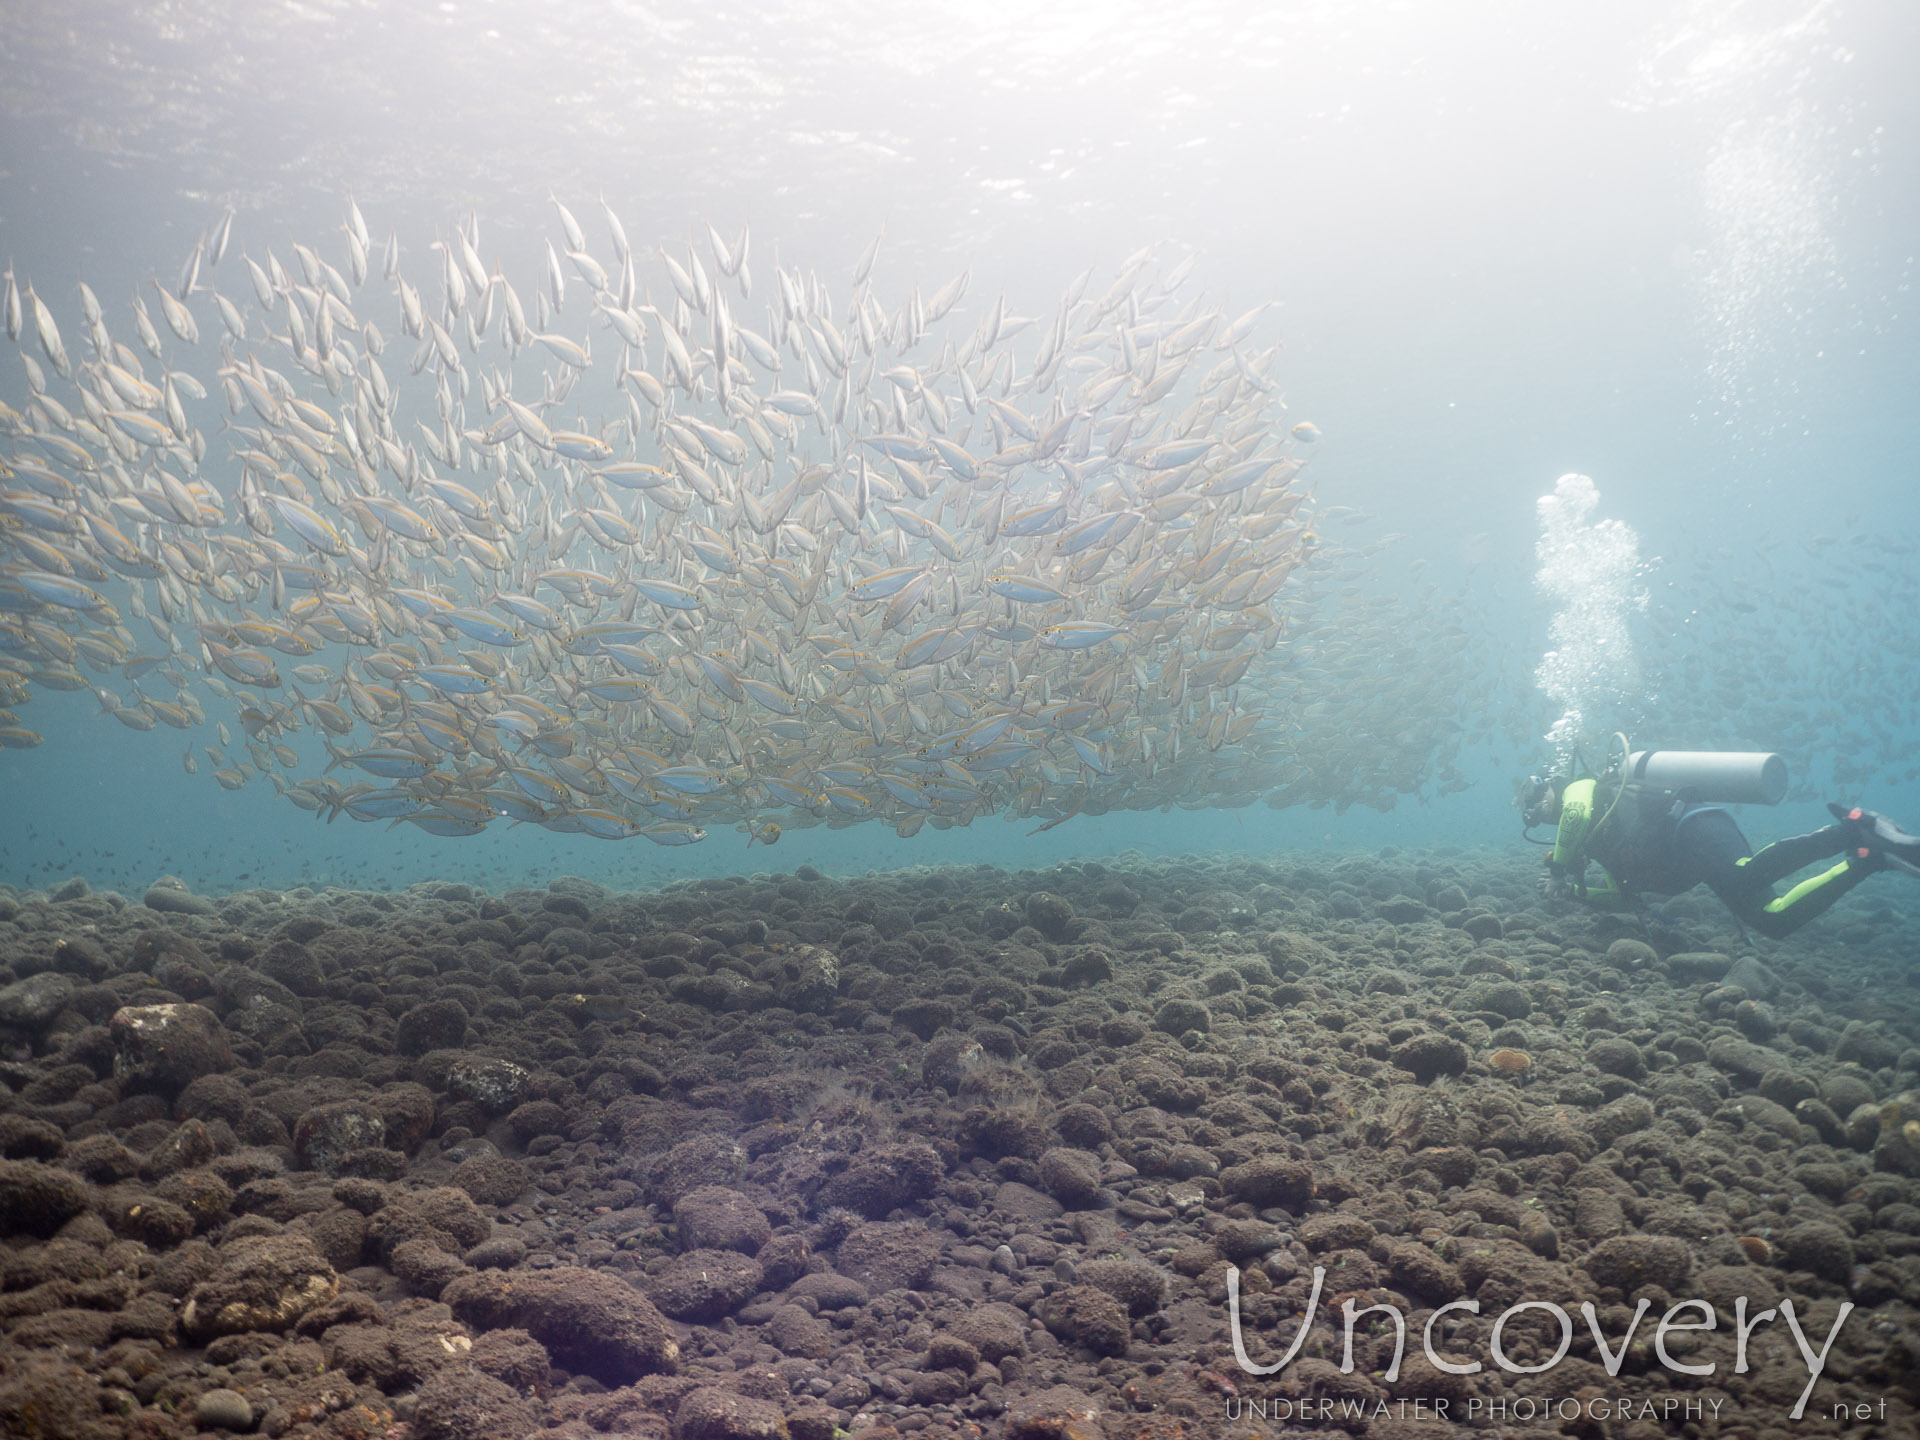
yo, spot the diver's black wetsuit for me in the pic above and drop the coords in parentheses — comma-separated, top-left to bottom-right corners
(1583, 789, 1874, 939)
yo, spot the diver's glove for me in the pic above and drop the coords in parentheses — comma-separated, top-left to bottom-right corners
(1537, 872, 1571, 902)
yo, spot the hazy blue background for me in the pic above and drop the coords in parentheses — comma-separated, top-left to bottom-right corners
(2, 0, 1915, 895)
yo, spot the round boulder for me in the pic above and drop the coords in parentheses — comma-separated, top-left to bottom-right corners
(0, 973, 75, 1032)
(1053, 1103, 1113, 1149)
(181, 1232, 339, 1340)
(395, 999, 469, 1057)
(948, 1300, 1030, 1362)
(1586, 1037, 1646, 1080)
(675, 1387, 788, 1440)
(1220, 1154, 1315, 1208)
(817, 1142, 943, 1219)
(1037, 1147, 1103, 1207)
(446, 1057, 531, 1113)
(1391, 1033, 1470, 1082)
(835, 1221, 941, 1292)
(444, 1265, 679, 1385)
(1040, 1283, 1131, 1356)
(1153, 997, 1211, 1036)
(145, 879, 215, 915)
(1779, 1223, 1855, 1284)
(293, 1102, 386, 1177)
(648, 1248, 765, 1321)
(451, 1154, 528, 1207)
(673, 1186, 772, 1255)
(194, 1388, 253, 1431)
(765, 1303, 834, 1360)
(1025, 892, 1076, 941)
(0, 1159, 93, 1237)
(1076, 1258, 1166, 1316)
(110, 1003, 232, 1097)
(1580, 1235, 1692, 1295)
(1463, 982, 1532, 1020)
(412, 1369, 537, 1440)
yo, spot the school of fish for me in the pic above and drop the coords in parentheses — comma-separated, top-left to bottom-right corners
(1633, 532, 1920, 801)
(0, 198, 1481, 847)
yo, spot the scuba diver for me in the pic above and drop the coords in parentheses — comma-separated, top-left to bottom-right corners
(1520, 737, 1920, 941)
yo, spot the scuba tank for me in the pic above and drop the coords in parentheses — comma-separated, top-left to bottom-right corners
(1625, 750, 1787, 807)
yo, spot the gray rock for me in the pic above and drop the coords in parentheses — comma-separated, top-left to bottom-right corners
(181, 1232, 339, 1340)
(649, 1248, 765, 1321)
(1391, 1032, 1469, 1082)
(950, 1302, 1031, 1363)
(293, 1102, 387, 1176)
(1040, 1283, 1131, 1355)
(1036, 1147, 1104, 1207)
(411, 1369, 536, 1440)
(214, 965, 302, 1017)
(389, 1237, 469, 1299)
(0, 972, 74, 1030)
(1025, 892, 1076, 941)
(195, 1388, 253, 1430)
(1870, 1093, 1920, 1172)
(1836, 1022, 1903, 1071)
(1006, 1387, 1102, 1440)
(1779, 1222, 1855, 1284)
(835, 1221, 941, 1292)
(1461, 913, 1504, 942)
(444, 1265, 679, 1385)
(1152, 997, 1211, 1035)
(145, 879, 215, 915)
(395, 999, 468, 1056)
(676, 1386, 788, 1440)
(1077, 1258, 1166, 1316)
(768, 944, 837, 1014)
(1063, 950, 1114, 985)
(1220, 1153, 1315, 1207)
(1758, 1068, 1819, 1108)
(1606, 938, 1657, 970)
(1463, 981, 1532, 1019)
(1376, 895, 1431, 924)
(1848, 1102, 1883, 1153)
(48, 934, 110, 979)
(465, 1235, 528, 1270)
(1705, 1034, 1770, 1084)
(921, 1032, 987, 1093)
(110, 1003, 232, 1096)
(445, 1057, 530, 1112)
(1589, 1095, 1655, 1147)
(1587, 1037, 1646, 1080)
(1724, 953, 1779, 1001)
(765, 1303, 833, 1360)
(451, 1154, 527, 1207)
(0, 1159, 94, 1236)
(817, 1141, 943, 1218)
(1823, 1073, 1877, 1115)
(1664, 951, 1732, 983)
(786, 1272, 868, 1309)
(0, 1114, 64, 1161)
(673, 1186, 772, 1255)
(1795, 1098, 1846, 1146)
(1580, 1234, 1692, 1294)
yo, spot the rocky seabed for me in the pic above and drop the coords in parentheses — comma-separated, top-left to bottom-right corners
(0, 848, 1917, 1440)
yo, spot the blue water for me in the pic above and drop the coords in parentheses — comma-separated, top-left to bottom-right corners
(2, 0, 1916, 897)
